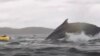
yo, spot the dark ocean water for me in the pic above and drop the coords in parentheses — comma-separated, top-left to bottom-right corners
(0, 35, 100, 56)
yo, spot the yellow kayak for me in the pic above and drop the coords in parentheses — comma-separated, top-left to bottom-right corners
(0, 35, 10, 41)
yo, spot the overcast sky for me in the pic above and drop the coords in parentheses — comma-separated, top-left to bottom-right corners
(0, 0, 100, 29)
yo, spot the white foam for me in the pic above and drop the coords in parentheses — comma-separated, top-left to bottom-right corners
(91, 32, 100, 39)
(65, 31, 100, 43)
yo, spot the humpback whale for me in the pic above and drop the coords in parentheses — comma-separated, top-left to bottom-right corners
(45, 19, 100, 42)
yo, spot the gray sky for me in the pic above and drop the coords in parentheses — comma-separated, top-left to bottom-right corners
(0, 0, 100, 29)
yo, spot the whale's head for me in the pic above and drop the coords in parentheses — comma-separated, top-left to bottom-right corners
(45, 19, 100, 42)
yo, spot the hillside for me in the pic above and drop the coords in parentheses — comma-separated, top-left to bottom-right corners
(0, 27, 53, 35)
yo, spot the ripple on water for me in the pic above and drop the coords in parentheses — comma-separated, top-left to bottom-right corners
(13, 53, 31, 56)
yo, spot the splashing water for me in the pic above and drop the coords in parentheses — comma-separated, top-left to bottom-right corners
(66, 31, 100, 44)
